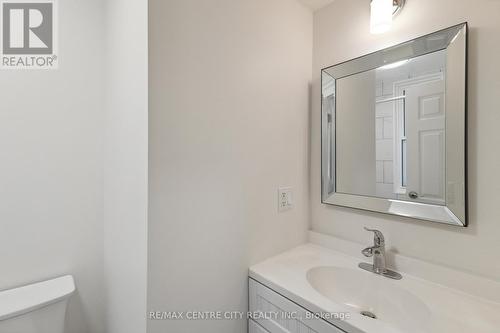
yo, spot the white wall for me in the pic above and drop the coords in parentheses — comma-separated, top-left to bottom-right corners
(103, 0, 148, 332)
(148, 0, 312, 332)
(0, 0, 106, 332)
(336, 71, 376, 197)
(0, 0, 149, 332)
(312, 0, 500, 280)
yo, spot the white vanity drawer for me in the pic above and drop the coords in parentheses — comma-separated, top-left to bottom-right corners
(249, 319, 271, 333)
(249, 278, 344, 333)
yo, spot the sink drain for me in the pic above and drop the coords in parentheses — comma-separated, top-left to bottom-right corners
(360, 311, 377, 319)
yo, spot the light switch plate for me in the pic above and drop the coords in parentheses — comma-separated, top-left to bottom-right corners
(278, 187, 294, 212)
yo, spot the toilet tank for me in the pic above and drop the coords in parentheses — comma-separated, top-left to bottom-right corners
(0, 275, 75, 333)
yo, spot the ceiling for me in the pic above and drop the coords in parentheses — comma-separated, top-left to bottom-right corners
(297, 0, 336, 11)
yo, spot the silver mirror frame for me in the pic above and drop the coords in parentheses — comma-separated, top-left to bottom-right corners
(321, 23, 468, 227)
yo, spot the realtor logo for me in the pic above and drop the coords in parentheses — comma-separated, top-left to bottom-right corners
(1, 0, 58, 69)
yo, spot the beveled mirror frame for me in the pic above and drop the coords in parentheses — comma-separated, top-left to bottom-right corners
(321, 23, 468, 227)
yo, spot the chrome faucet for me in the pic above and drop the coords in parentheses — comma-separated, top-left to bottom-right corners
(359, 227, 402, 280)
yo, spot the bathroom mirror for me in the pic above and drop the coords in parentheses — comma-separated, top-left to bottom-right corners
(321, 23, 468, 226)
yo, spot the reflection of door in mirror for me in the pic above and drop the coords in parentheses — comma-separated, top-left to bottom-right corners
(404, 78, 445, 205)
(375, 50, 446, 206)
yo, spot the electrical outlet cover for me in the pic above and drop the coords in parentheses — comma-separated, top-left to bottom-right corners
(278, 187, 294, 212)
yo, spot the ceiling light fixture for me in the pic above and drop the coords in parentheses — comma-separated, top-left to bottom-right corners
(370, 0, 406, 34)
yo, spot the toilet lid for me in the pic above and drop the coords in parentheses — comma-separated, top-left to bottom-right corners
(0, 275, 75, 321)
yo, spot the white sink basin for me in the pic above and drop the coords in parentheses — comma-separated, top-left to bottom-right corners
(307, 266, 431, 333)
(250, 239, 500, 333)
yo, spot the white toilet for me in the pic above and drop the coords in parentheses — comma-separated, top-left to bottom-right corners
(0, 275, 75, 333)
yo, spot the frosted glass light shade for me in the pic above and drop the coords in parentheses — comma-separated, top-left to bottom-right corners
(370, 0, 393, 34)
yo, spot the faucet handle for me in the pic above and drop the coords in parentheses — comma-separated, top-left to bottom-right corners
(364, 227, 385, 246)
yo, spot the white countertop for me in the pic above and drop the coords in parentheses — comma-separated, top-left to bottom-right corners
(249, 234, 500, 333)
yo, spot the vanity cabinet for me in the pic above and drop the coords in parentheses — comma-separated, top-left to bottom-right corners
(249, 319, 270, 333)
(249, 279, 344, 333)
